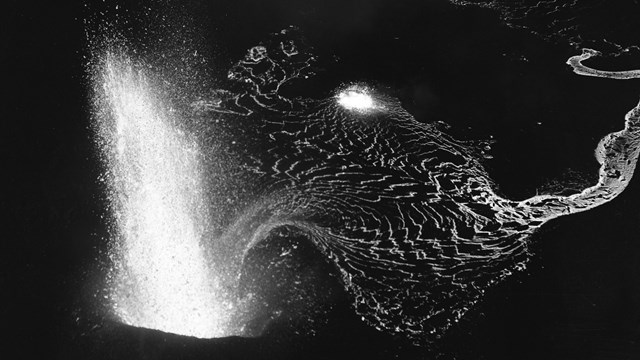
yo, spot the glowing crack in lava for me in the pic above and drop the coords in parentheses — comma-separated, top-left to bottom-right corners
(337, 87, 379, 112)
(91, 31, 640, 344)
(94, 54, 233, 338)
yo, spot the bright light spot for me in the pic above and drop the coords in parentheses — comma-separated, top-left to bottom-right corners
(337, 89, 377, 112)
(97, 54, 231, 338)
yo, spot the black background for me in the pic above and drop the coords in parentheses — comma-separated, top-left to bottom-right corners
(3, 0, 639, 359)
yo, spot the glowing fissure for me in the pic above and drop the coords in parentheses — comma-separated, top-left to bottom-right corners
(567, 48, 640, 80)
(96, 54, 232, 338)
(516, 49, 640, 219)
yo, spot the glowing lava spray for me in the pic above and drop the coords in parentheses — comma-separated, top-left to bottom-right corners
(93, 53, 233, 338)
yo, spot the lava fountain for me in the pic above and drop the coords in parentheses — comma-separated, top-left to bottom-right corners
(93, 53, 233, 338)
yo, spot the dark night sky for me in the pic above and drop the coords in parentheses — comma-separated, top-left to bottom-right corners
(3, 0, 95, 357)
(3, 1, 639, 359)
